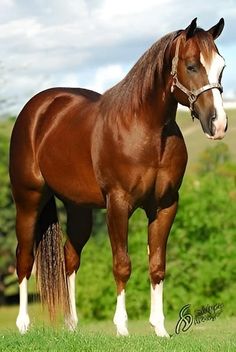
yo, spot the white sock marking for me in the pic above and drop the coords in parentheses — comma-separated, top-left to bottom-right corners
(149, 281, 169, 337)
(113, 289, 129, 336)
(65, 272, 78, 331)
(16, 278, 30, 334)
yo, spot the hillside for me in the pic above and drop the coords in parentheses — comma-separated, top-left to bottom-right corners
(176, 108, 236, 173)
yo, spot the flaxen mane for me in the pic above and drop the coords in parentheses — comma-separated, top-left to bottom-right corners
(100, 30, 180, 117)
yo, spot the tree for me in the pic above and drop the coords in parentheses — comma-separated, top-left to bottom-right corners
(0, 119, 17, 304)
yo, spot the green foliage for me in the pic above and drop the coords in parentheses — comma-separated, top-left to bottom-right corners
(166, 172, 236, 316)
(197, 142, 231, 174)
(0, 119, 16, 301)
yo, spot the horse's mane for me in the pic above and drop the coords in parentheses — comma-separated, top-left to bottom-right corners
(100, 30, 180, 117)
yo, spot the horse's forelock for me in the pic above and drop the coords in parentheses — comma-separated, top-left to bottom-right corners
(193, 29, 217, 64)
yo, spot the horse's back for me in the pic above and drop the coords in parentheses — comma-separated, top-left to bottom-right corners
(15, 87, 100, 124)
(10, 87, 101, 152)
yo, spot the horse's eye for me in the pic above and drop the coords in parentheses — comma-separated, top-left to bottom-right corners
(187, 65, 197, 72)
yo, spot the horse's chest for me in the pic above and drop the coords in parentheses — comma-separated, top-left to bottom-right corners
(93, 120, 187, 204)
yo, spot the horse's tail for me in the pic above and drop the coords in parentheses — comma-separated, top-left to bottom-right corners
(35, 196, 70, 321)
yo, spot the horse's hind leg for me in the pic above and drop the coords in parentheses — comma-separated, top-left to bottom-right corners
(15, 190, 44, 334)
(63, 204, 92, 330)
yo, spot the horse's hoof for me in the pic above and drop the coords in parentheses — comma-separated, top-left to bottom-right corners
(16, 313, 30, 334)
(65, 318, 78, 331)
(154, 326, 170, 338)
(116, 325, 129, 337)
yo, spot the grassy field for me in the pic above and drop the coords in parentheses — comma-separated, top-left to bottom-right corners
(0, 305, 236, 351)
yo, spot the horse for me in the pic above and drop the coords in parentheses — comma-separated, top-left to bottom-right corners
(9, 18, 227, 336)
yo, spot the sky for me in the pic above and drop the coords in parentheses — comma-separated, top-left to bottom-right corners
(0, 0, 236, 116)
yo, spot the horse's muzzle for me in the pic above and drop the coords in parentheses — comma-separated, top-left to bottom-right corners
(199, 110, 227, 140)
(205, 114, 228, 140)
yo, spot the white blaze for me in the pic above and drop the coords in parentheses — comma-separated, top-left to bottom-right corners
(200, 52, 227, 139)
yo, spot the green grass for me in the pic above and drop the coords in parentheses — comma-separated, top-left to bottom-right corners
(0, 305, 236, 351)
(0, 319, 236, 352)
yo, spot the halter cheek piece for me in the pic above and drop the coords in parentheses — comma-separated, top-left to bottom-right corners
(170, 39, 223, 119)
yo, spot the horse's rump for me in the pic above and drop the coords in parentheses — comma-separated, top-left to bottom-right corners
(10, 87, 104, 207)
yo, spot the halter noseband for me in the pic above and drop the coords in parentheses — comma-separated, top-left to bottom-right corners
(170, 38, 223, 118)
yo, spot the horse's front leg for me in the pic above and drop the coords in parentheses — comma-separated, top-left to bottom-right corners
(106, 192, 131, 336)
(145, 194, 178, 337)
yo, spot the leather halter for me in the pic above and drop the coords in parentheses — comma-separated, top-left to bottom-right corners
(170, 38, 223, 118)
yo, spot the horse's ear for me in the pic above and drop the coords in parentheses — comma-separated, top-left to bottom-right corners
(208, 18, 224, 40)
(185, 18, 197, 40)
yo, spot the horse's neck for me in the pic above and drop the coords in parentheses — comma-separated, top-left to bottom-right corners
(140, 85, 178, 129)
(101, 74, 178, 130)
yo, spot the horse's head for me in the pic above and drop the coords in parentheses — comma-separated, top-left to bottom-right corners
(171, 18, 227, 140)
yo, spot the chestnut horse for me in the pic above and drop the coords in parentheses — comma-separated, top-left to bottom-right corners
(10, 18, 227, 336)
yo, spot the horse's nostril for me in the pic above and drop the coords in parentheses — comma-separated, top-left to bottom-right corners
(212, 114, 217, 122)
(210, 114, 217, 136)
(224, 118, 228, 132)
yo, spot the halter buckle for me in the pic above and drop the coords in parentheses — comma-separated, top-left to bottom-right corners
(189, 93, 197, 105)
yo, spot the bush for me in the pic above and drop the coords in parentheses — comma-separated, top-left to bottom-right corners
(166, 173, 236, 317)
(0, 119, 17, 303)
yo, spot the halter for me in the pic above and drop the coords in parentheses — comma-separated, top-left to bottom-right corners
(170, 38, 223, 118)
